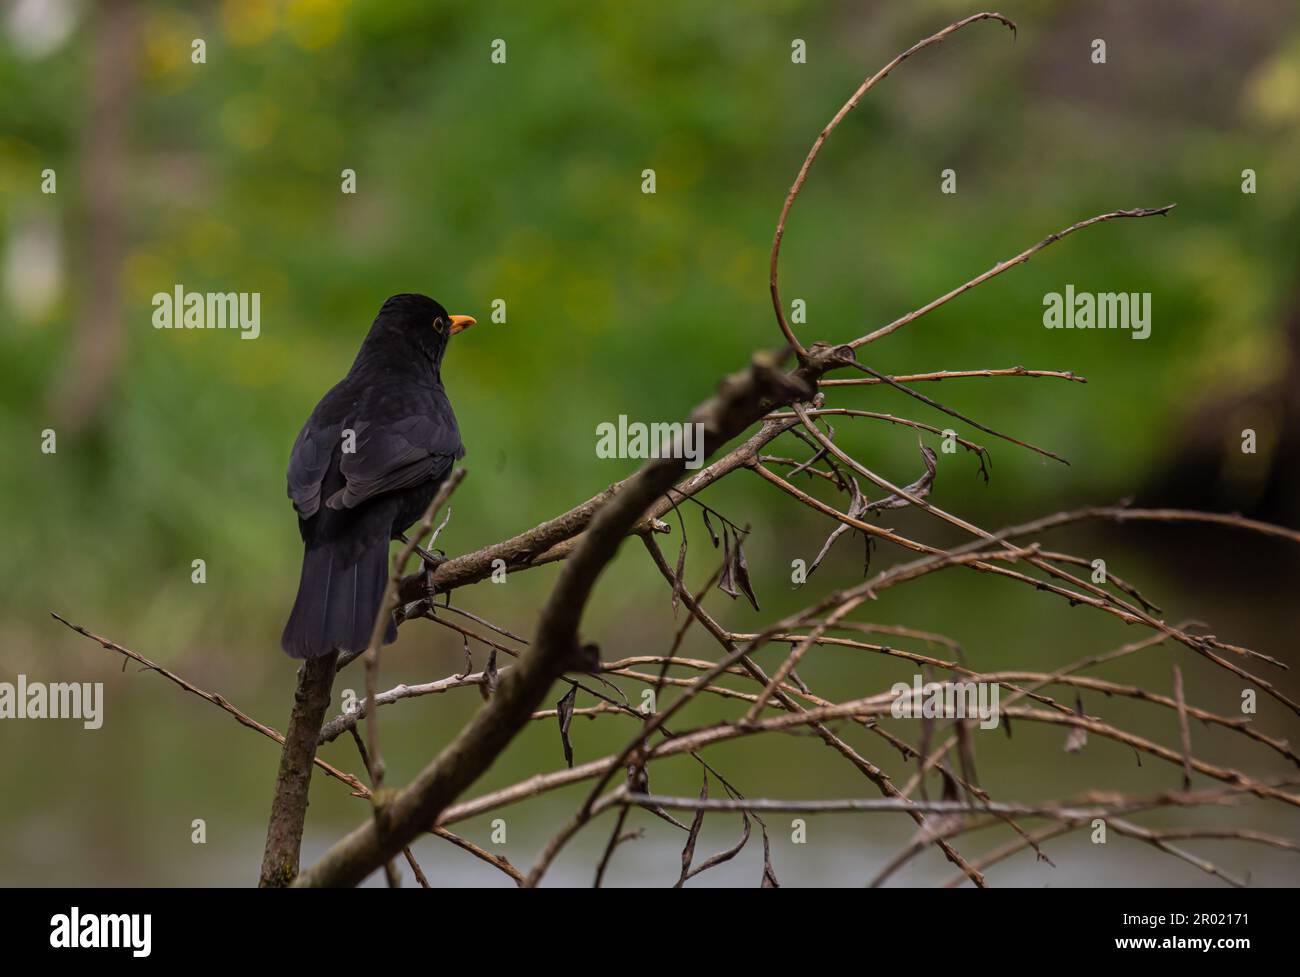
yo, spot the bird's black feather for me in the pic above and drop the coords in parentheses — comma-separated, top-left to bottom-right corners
(281, 293, 465, 659)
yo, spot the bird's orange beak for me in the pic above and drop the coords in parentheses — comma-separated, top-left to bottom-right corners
(448, 314, 476, 335)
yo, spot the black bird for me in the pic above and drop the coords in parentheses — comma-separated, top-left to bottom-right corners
(280, 293, 474, 659)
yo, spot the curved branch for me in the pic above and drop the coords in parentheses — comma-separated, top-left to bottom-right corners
(770, 11, 1017, 355)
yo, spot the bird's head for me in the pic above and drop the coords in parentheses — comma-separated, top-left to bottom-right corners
(370, 293, 475, 369)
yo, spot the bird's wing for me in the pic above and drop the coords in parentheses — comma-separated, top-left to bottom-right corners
(330, 410, 462, 510)
(286, 419, 340, 519)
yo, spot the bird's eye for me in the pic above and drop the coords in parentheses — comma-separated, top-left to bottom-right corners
(432, 317, 445, 334)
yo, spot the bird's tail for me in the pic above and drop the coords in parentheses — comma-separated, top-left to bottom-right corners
(280, 538, 397, 659)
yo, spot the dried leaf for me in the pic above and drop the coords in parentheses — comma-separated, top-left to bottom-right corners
(1173, 665, 1192, 789)
(459, 633, 472, 677)
(1064, 694, 1088, 754)
(674, 772, 708, 888)
(865, 443, 939, 512)
(954, 717, 979, 794)
(760, 825, 780, 888)
(718, 527, 738, 599)
(733, 538, 760, 611)
(912, 766, 965, 844)
(847, 475, 869, 518)
(689, 813, 752, 882)
(702, 510, 720, 547)
(625, 760, 648, 794)
(939, 765, 961, 803)
(671, 535, 687, 617)
(556, 684, 578, 768)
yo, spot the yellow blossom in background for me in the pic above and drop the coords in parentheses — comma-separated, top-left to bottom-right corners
(139, 10, 201, 90)
(221, 0, 279, 48)
(284, 0, 347, 51)
(1245, 42, 1300, 126)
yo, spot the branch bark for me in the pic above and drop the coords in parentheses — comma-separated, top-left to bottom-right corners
(259, 651, 339, 887)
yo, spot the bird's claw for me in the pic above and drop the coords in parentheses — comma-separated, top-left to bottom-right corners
(415, 544, 447, 573)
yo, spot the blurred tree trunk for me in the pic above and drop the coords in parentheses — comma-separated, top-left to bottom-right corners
(48, 0, 135, 434)
(1141, 281, 1300, 531)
